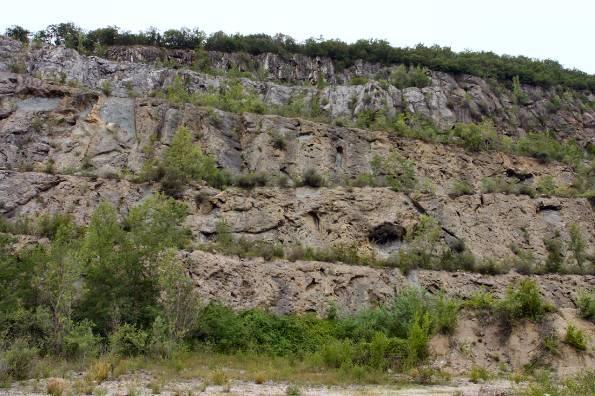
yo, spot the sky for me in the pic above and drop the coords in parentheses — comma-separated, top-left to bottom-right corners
(2, 0, 594, 73)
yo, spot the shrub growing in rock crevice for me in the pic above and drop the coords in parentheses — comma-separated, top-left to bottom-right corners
(140, 126, 230, 194)
(301, 169, 325, 188)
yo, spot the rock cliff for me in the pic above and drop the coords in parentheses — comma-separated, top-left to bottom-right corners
(0, 36, 593, 308)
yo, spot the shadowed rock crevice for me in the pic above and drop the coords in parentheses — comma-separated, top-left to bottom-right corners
(368, 222, 405, 245)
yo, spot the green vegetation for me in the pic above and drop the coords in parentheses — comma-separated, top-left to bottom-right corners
(536, 175, 558, 196)
(300, 168, 325, 187)
(389, 65, 431, 89)
(150, 75, 594, 180)
(564, 324, 588, 351)
(4, 25, 30, 44)
(449, 179, 474, 197)
(568, 224, 587, 271)
(481, 176, 536, 197)
(26, 23, 595, 90)
(349, 76, 369, 85)
(544, 234, 564, 273)
(520, 370, 595, 396)
(0, 194, 191, 380)
(497, 279, 554, 322)
(194, 215, 592, 275)
(0, 208, 462, 382)
(370, 151, 417, 192)
(140, 126, 230, 194)
(469, 365, 491, 383)
(7, 62, 26, 74)
(100, 80, 112, 96)
(576, 290, 595, 322)
(464, 280, 554, 324)
(464, 289, 496, 310)
(201, 214, 481, 274)
(156, 76, 267, 114)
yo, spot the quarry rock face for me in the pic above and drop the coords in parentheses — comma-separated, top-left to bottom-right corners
(182, 250, 594, 315)
(1, 37, 591, 144)
(0, 36, 593, 304)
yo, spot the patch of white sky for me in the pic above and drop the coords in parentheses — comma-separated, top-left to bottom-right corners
(2, 0, 594, 73)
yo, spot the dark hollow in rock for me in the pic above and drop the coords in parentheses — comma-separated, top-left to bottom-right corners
(369, 222, 405, 245)
(506, 168, 533, 181)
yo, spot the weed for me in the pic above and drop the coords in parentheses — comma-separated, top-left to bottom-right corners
(576, 290, 595, 322)
(564, 324, 588, 351)
(46, 378, 66, 396)
(469, 366, 490, 383)
(449, 179, 474, 197)
(100, 80, 112, 96)
(497, 279, 553, 322)
(210, 369, 229, 386)
(86, 359, 111, 383)
(301, 169, 325, 187)
(286, 384, 301, 395)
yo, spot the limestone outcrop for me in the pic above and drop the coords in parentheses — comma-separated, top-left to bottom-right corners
(0, 37, 591, 143)
(0, 36, 593, 314)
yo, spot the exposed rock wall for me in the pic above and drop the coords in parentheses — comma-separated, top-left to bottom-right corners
(1, 171, 593, 262)
(1, 37, 592, 142)
(0, 37, 593, 316)
(183, 250, 593, 314)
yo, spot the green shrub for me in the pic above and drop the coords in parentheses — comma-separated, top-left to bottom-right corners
(164, 127, 217, 181)
(349, 76, 369, 85)
(159, 167, 186, 197)
(389, 65, 431, 89)
(497, 279, 552, 322)
(536, 175, 558, 196)
(100, 80, 112, 96)
(431, 294, 461, 334)
(286, 384, 301, 396)
(469, 365, 491, 383)
(515, 132, 583, 165)
(465, 289, 496, 310)
(564, 323, 588, 351)
(79, 196, 188, 334)
(511, 246, 537, 275)
(512, 75, 529, 105)
(8, 62, 26, 74)
(449, 179, 474, 197)
(146, 126, 229, 192)
(302, 169, 325, 188)
(450, 122, 500, 152)
(193, 81, 267, 114)
(542, 333, 559, 355)
(0, 339, 38, 380)
(318, 339, 353, 368)
(271, 133, 287, 150)
(521, 370, 595, 396)
(568, 224, 587, 271)
(350, 173, 381, 187)
(159, 75, 191, 104)
(215, 220, 233, 248)
(109, 324, 148, 356)
(234, 173, 268, 189)
(371, 151, 416, 192)
(576, 290, 595, 322)
(403, 312, 432, 369)
(544, 235, 564, 273)
(63, 320, 100, 360)
(156, 250, 202, 341)
(355, 109, 377, 129)
(146, 316, 178, 358)
(5, 25, 30, 43)
(481, 176, 512, 194)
